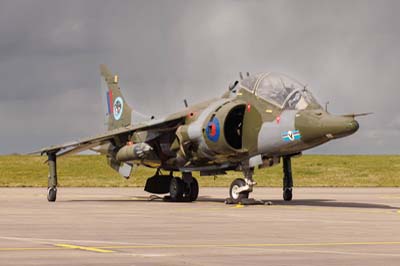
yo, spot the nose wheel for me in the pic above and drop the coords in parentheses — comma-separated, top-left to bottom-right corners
(229, 178, 249, 204)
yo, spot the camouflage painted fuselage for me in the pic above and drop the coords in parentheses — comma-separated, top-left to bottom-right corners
(123, 73, 359, 175)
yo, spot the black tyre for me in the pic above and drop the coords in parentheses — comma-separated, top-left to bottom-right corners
(283, 188, 293, 201)
(169, 177, 184, 201)
(47, 187, 57, 202)
(187, 178, 199, 202)
(229, 178, 249, 204)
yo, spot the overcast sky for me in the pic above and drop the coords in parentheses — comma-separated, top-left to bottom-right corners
(0, 0, 399, 154)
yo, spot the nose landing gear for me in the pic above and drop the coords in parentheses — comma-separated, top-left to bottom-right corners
(229, 178, 249, 203)
(228, 163, 255, 204)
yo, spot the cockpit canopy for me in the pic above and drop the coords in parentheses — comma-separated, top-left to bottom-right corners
(240, 73, 321, 110)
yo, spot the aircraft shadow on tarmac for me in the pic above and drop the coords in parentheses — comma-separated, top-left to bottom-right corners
(197, 197, 398, 209)
(68, 195, 398, 210)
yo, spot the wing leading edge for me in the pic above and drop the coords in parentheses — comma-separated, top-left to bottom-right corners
(37, 116, 185, 157)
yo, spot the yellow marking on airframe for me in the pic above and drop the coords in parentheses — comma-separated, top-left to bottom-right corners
(55, 244, 114, 253)
(234, 204, 244, 208)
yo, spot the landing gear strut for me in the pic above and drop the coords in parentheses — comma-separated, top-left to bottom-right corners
(282, 155, 293, 201)
(47, 152, 58, 202)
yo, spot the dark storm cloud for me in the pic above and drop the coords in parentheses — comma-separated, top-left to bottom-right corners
(0, 0, 399, 154)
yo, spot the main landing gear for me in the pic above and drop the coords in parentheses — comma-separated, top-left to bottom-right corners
(169, 172, 199, 202)
(144, 170, 199, 202)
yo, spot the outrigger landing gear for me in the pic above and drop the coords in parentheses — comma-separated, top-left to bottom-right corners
(228, 164, 256, 204)
(47, 152, 58, 202)
(282, 155, 293, 201)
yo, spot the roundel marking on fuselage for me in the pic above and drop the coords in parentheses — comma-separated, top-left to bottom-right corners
(206, 117, 220, 142)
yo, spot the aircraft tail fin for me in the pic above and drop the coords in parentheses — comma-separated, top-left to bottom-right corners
(100, 64, 132, 130)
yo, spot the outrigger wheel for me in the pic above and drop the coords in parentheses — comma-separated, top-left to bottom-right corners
(229, 178, 249, 204)
(283, 188, 293, 201)
(47, 187, 57, 202)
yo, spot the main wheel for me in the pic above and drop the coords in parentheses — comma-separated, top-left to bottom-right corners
(169, 177, 184, 201)
(229, 178, 249, 204)
(283, 188, 293, 201)
(186, 177, 199, 202)
(47, 187, 57, 202)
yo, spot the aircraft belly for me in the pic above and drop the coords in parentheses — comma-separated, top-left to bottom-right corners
(257, 110, 300, 155)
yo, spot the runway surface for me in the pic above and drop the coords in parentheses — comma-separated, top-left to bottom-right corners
(0, 187, 399, 265)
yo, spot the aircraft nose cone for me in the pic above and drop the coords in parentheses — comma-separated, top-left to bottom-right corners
(321, 115, 359, 139)
(295, 110, 360, 142)
(348, 119, 359, 133)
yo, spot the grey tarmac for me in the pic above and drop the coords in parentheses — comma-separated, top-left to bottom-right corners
(0, 187, 399, 266)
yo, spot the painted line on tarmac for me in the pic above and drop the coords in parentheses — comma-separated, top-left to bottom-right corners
(0, 236, 143, 246)
(380, 195, 400, 199)
(268, 205, 400, 215)
(0, 247, 59, 251)
(95, 241, 400, 250)
(1, 241, 400, 252)
(244, 247, 400, 257)
(55, 244, 114, 253)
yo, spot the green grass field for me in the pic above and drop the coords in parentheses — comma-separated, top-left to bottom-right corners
(0, 155, 399, 187)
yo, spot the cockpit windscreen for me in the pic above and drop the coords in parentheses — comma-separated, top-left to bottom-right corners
(241, 73, 321, 110)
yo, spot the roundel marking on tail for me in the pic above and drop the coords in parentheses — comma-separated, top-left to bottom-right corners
(113, 97, 124, 120)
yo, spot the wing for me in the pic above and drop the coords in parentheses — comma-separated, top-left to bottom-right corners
(36, 116, 185, 157)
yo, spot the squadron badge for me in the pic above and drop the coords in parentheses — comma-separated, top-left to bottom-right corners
(113, 97, 124, 121)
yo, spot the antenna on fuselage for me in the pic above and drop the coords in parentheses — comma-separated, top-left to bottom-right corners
(183, 99, 189, 108)
(246, 72, 250, 77)
(229, 80, 239, 91)
(239, 72, 243, 80)
(325, 101, 329, 112)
